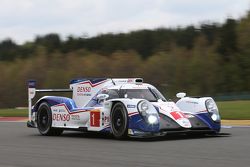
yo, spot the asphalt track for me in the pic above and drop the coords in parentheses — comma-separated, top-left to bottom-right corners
(0, 122, 249, 167)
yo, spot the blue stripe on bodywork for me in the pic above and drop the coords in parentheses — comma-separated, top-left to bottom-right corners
(196, 112, 221, 132)
(129, 114, 160, 132)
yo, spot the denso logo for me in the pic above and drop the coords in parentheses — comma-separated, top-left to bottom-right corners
(53, 114, 70, 121)
(77, 86, 91, 92)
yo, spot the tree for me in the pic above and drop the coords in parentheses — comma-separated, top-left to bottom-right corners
(0, 39, 19, 61)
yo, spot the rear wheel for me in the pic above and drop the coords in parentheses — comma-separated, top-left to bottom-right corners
(111, 102, 128, 139)
(37, 102, 63, 136)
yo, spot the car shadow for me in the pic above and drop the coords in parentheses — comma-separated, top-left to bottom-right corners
(55, 131, 231, 142)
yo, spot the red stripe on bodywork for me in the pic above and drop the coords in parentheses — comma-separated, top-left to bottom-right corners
(79, 80, 107, 87)
(170, 111, 186, 120)
(128, 112, 138, 116)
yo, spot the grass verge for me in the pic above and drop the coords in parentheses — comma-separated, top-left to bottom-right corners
(0, 108, 27, 117)
(217, 100, 250, 120)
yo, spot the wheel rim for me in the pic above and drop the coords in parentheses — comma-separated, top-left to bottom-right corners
(113, 107, 125, 134)
(38, 108, 49, 132)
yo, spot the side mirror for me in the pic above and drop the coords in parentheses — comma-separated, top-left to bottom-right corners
(176, 92, 186, 98)
(96, 94, 109, 101)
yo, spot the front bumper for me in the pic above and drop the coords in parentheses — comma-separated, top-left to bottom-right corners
(128, 112, 220, 137)
(128, 128, 217, 138)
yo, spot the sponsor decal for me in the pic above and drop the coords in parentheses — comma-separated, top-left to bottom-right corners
(52, 109, 65, 113)
(186, 101, 198, 104)
(127, 104, 136, 108)
(53, 113, 70, 121)
(104, 116, 110, 123)
(90, 111, 100, 127)
(71, 115, 80, 121)
(127, 79, 133, 83)
(77, 86, 92, 96)
(77, 86, 91, 92)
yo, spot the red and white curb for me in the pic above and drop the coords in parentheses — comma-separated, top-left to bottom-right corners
(0, 117, 28, 122)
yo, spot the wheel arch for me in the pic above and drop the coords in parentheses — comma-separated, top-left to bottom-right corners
(33, 98, 50, 114)
(110, 100, 123, 111)
(109, 100, 129, 116)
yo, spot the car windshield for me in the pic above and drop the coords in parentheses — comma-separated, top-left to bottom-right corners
(121, 88, 166, 102)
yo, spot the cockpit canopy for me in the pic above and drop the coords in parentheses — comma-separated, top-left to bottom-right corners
(100, 86, 166, 102)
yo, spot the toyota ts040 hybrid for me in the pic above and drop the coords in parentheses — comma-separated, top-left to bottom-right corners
(27, 78, 221, 139)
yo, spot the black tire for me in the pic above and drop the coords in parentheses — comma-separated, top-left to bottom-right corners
(37, 102, 63, 136)
(110, 102, 128, 139)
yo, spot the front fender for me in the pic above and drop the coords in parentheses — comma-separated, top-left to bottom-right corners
(176, 97, 209, 113)
(176, 97, 221, 132)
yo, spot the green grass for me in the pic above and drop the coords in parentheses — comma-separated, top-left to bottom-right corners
(0, 108, 27, 117)
(0, 100, 249, 119)
(217, 100, 250, 120)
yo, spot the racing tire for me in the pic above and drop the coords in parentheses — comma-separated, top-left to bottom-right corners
(37, 102, 63, 136)
(110, 102, 128, 139)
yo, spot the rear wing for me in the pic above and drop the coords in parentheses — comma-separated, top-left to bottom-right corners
(28, 80, 72, 122)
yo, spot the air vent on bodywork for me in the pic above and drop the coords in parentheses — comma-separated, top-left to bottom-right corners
(135, 78, 143, 83)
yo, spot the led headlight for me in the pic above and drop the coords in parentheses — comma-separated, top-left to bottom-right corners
(137, 100, 158, 124)
(148, 115, 157, 124)
(205, 99, 220, 122)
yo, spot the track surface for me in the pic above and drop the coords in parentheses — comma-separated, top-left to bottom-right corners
(0, 122, 249, 167)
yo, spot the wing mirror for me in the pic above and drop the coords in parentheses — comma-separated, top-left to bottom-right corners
(176, 92, 186, 98)
(96, 94, 109, 101)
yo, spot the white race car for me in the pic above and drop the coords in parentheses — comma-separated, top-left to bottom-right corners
(27, 78, 221, 138)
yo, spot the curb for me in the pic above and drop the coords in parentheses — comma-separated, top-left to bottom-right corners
(0, 117, 28, 122)
(221, 120, 250, 126)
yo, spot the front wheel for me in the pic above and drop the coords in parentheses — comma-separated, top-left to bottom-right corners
(37, 102, 63, 136)
(110, 102, 128, 139)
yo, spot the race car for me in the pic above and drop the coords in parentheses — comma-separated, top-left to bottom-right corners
(27, 78, 221, 138)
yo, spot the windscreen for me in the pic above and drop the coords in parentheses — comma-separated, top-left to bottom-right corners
(121, 88, 166, 102)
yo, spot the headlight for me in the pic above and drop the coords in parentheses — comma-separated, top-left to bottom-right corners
(148, 115, 157, 124)
(138, 101, 149, 112)
(205, 99, 220, 122)
(137, 100, 158, 124)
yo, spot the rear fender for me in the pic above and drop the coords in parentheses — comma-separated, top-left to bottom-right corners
(33, 96, 76, 113)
